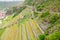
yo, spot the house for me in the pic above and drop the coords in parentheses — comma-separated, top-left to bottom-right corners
(0, 10, 6, 20)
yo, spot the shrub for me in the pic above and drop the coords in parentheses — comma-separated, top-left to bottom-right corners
(34, 11, 38, 18)
(50, 14, 60, 24)
(41, 11, 49, 18)
(13, 6, 26, 18)
(45, 31, 60, 40)
(37, 4, 44, 11)
(37, 34, 46, 40)
(12, 7, 17, 13)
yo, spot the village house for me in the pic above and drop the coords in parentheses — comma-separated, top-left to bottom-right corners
(0, 10, 6, 20)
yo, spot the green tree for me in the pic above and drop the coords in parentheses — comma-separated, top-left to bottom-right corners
(12, 7, 17, 13)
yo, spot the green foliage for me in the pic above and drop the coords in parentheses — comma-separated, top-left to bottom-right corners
(45, 32, 60, 40)
(34, 11, 38, 18)
(36, 0, 60, 12)
(13, 6, 26, 18)
(37, 34, 46, 40)
(0, 29, 5, 37)
(37, 4, 44, 11)
(50, 14, 60, 24)
(41, 11, 49, 18)
(55, 24, 60, 31)
(12, 7, 17, 13)
(25, 0, 37, 6)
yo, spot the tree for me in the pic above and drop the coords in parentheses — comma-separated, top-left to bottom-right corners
(12, 7, 17, 13)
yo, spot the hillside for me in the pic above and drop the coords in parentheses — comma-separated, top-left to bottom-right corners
(0, 0, 60, 40)
(36, 0, 60, 12)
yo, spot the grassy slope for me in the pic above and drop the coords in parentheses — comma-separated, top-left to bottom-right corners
(37, 0, 60, 12)
(36, 0, 60, 40)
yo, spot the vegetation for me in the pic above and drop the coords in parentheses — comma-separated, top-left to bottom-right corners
(40, 11, 49, 18)
(45, 32, 60, 40)
(12, 7, 18, 13)
(37, 34, 46, 40)
(34, 11, 38, 18)
(0, 29, 5, 37)
(13, 6, 26, 18)
(39, 0, 60, 12)
(37, 4, 44, 11)
(49, 14, 60, 24)
(0, 0, 60, 40)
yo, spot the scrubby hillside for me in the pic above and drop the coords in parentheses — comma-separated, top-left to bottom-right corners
(36, 0, 60, 12)
(0, 0, 60, 40)
(34, 0, 60, 40)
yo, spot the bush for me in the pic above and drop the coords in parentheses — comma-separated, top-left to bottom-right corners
(41, 11, 49, 18)
(34, 11, 38, 18)
(50, 14, 60, 24)
(13, 6, 26, 18)
(45, 32, 60, 40)
(37, 4, 44, 11)
(12, 7, 17, 13)
(37, 34, 46, 40)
